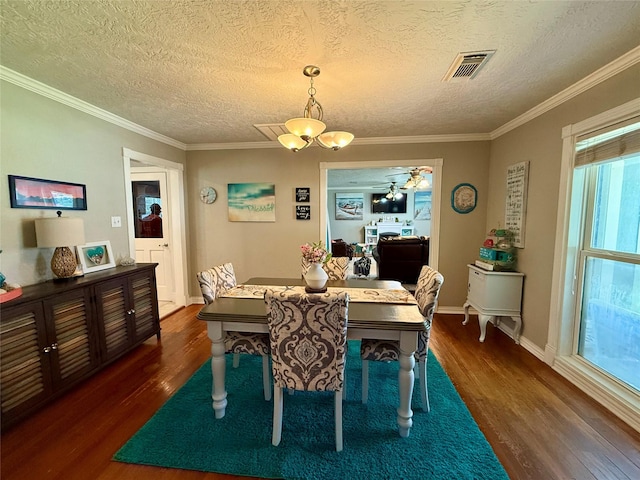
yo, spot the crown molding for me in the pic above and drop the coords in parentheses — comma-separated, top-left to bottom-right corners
(186, 133, 491, 150)
(0, 66, 187, 151)
(490, 45, 640, 139)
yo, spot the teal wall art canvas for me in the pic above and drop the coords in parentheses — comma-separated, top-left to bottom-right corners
(227, 183, 276, 222)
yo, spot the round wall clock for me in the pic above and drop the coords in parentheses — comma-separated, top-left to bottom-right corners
(451, 183, 477, 214)
(200, 186, 217, 204)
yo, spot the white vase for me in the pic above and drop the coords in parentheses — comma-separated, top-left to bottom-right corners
(304, 262, 328, 290)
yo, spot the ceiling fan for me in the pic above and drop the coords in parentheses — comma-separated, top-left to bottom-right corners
(369, 181, 405, 200)
(387, 166, 432, 190)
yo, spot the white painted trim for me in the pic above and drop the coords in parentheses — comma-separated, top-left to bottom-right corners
(186, 134, 491, 151)
(320, 159, 443, 274)
(0, 66, 186, 151)
(122, 149, 189, 309)
(553, 357, 640, 433)
(491, 45, 640, 139)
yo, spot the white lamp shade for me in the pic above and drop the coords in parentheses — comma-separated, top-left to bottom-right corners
(317, 131, 354, 149)
(285, 117, 326, 138)
(278, 133, 309, 151)
(35, 217, 85, 248)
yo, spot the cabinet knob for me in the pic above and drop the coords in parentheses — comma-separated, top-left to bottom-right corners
(43, 346, 51, 353)
(51, 343, 58, 350)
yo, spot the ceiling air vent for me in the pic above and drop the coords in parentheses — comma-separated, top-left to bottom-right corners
(254, 123, 289, 141)
(442, 50, 495, 81)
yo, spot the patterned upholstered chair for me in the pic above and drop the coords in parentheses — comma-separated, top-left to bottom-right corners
(360, 265, 444, 412)
(197, 263, 271, 401)
(301, 256, 350, 280)
(264, 289, 350, 452)
(324, 256, 350, 280)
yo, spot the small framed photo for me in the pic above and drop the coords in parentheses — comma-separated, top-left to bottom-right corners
(296, 187, 310, 203)
(78, 241, 116, 274)
(8, 175, 87, 210)
(296, 205, 311, 220)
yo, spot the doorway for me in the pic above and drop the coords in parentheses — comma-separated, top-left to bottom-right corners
(122, 148, 187, 319)
(320, 159, 442, 273)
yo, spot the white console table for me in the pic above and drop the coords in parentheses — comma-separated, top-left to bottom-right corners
(463, 264, 524, 344)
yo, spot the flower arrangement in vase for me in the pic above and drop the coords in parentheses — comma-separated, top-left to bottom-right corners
(300, 241, 332, 291)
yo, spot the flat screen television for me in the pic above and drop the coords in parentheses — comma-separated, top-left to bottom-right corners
(371, 193, 407, 214)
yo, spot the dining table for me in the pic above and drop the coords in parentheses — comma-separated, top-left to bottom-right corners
(197, 277, 426, 438)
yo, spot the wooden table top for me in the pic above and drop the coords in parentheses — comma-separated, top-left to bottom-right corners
(197, 277, 426, 332)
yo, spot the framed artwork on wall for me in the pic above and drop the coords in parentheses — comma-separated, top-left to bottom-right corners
(414, 190, 432, 220)
(227, 183, 276, 222)
(296, 205, 311, 220)
(8, 175, 87, 210)
(335, 193, 364, 220)
(78, 241, 115, 274)
(451, 183, 477, 214)
(296, 187, 310, 202)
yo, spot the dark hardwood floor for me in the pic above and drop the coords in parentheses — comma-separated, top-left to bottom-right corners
(2, 305, 639, 480)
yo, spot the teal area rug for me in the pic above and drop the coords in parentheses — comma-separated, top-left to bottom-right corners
(114, 342, 508, 480)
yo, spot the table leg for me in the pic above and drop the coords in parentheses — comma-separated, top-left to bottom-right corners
(397, 331, 416, 438)
(462, 301, 471, 325)
(207, 322, 227, 419)
(478, 314, 494, 342)
(512, 315, 522, 344)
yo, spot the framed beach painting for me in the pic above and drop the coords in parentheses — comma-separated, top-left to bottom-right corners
(8, 175, 87, 210)
(78, 241, 116, 274)
(335, 193, 364, 220)
(227, 183, 276, 222)
(414, 190, 432, 220)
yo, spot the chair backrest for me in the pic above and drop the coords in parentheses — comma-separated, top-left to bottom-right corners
(301, 257, 311, 277)
(264, 290, 349, 392)
(414, 265, 444, 360)
(196, 263, 237, 304)
(324, 256, 350, 280)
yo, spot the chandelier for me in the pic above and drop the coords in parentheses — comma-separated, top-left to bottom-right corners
(278, 65, 354, 152)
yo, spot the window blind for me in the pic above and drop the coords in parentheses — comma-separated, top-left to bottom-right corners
(575, 115, 640, 168)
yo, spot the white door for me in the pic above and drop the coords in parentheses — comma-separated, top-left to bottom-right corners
(131, 171, 175, 302)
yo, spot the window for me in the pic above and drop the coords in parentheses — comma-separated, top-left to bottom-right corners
(573, 119, 640, 392)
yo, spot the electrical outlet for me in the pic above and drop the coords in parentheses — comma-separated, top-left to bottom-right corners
(111, 216, 122, 228)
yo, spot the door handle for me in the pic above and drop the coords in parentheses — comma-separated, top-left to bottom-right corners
(159, 243, 169, 247)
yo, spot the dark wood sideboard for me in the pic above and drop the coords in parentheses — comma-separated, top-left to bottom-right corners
(0, 263, 161, 430)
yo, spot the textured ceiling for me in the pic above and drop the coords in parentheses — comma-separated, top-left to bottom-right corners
(1, 0, 639, 146)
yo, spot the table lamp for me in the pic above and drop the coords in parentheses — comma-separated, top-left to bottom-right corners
(35, 211, 85, 279)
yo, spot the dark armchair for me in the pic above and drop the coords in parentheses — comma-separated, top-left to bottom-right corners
(331, 239, 354, 259)
(374, 236, 430, 285)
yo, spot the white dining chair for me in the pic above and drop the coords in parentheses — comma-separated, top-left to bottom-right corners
(264, 289, 349, 451)
(360, 265, 444, 412)
(197, 263, 271, 401)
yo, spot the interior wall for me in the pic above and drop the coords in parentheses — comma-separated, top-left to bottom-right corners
(486, 63, 640, 349)
(186, 142, 491, 308)
(0, 80, 186, 287)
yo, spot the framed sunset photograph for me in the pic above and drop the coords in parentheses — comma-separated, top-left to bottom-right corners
(8, 175, 87, 210)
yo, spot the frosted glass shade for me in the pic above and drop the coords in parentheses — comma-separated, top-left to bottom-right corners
(285, 118, 326, 139)
(317, 131, 355, 150)
(35, 217, 85, 248)
(278, 134, 309, 151)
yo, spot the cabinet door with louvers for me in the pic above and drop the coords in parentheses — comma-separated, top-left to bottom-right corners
(130, 270, 160, 343)
(44, 289, 100, 388)
(0, 301, 53, 427)
(93, 277, 134, 362)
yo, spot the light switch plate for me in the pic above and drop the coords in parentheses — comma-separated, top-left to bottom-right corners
(111, 216, 122, 228)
